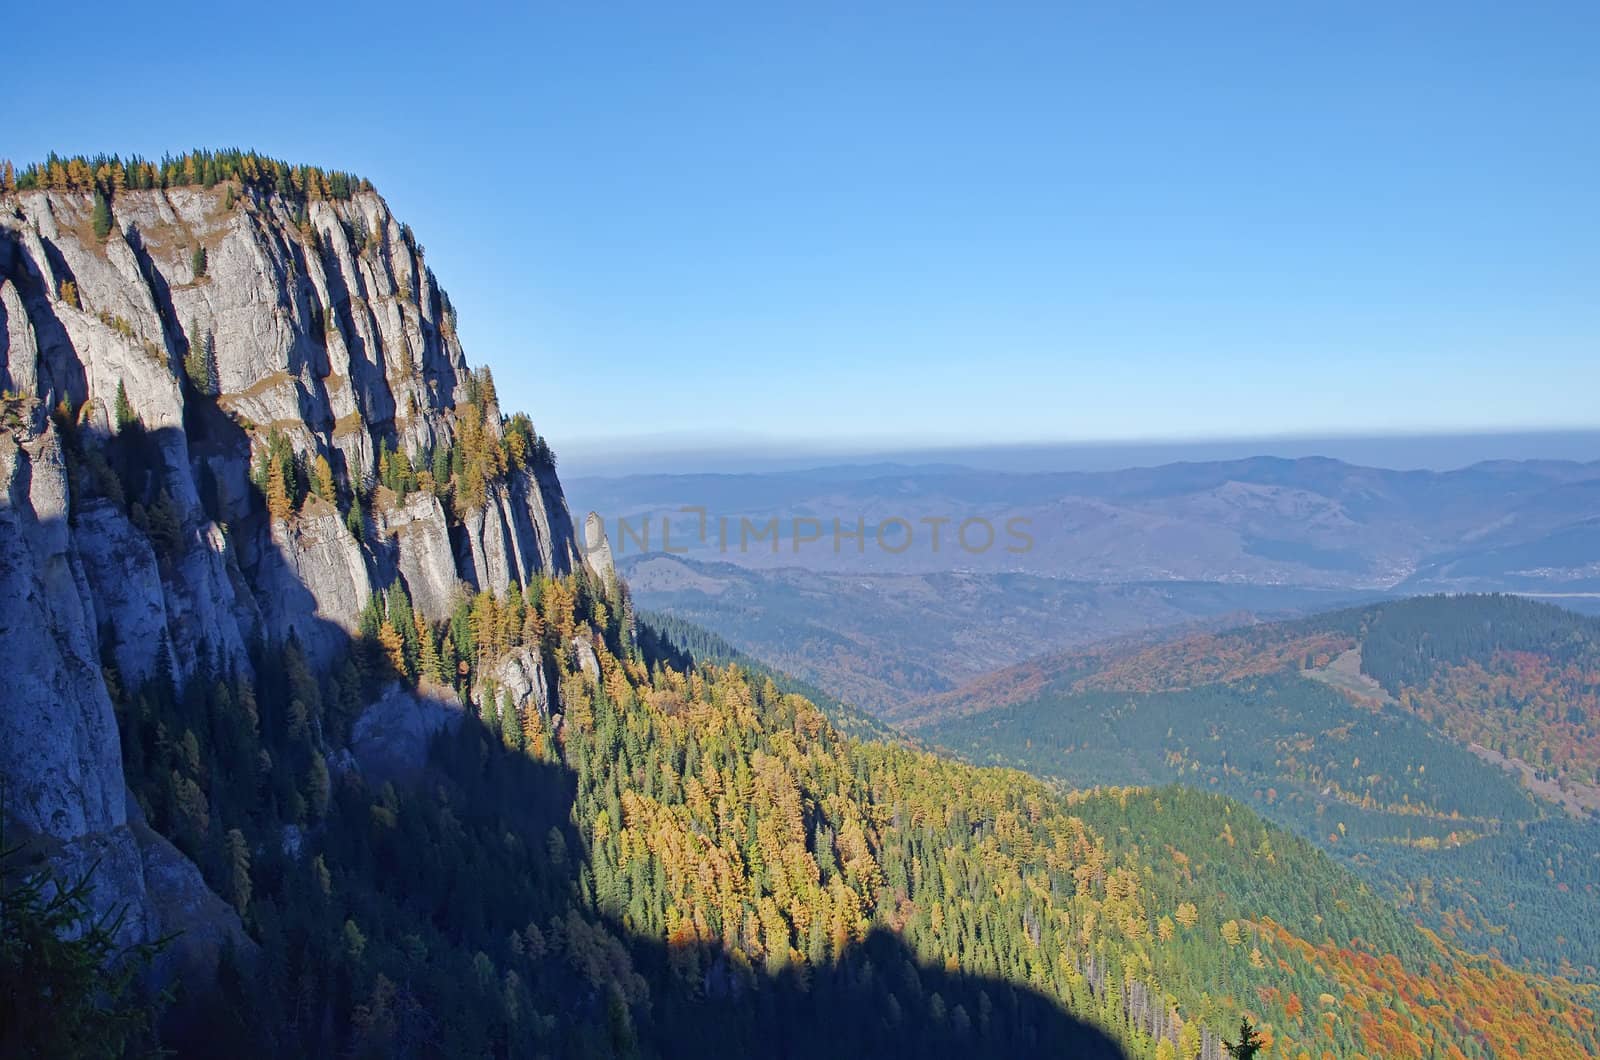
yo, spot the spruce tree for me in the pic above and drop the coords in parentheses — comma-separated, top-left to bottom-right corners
(113, 379, 136, 431)
(1224, 1017, 1266, 1059)
(501, 690, 522, 750)
(184, 320, 217, 395)
(91, 189, 112, 240)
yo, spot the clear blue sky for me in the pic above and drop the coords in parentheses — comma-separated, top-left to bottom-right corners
(8, 1, 1597, 465)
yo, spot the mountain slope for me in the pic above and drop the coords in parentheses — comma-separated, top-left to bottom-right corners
(923, 595, 1600, 978)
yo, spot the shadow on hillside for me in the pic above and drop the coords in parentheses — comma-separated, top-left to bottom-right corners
(401, 708, 1126, 1059)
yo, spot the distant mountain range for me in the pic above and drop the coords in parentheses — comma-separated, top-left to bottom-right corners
(570, 455, 1600, 591)
(620, 552, 1370, 715)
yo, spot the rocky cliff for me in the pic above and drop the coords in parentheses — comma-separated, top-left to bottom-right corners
(0, 172, 594, 962)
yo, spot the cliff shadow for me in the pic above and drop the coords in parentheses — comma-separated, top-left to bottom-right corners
(176, 699, 1129, 1059)
(122, 225, 186, 363)
(0, 229, 86, 405)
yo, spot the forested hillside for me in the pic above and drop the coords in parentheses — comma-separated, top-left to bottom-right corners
(1358, 595, 1600, 788)
(634, 608, 897, 743)
(926, 595, 1600, 980)
(103, 573, 1600, 1058)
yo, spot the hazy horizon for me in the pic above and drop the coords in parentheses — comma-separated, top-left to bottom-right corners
(560, 426, 1600, 478)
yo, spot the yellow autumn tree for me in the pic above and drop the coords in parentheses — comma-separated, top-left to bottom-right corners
(266, 458, 292, 521)
(377, 620, 406, 677)
(314, 454, 336, 503)
(416, 608, 441, 682)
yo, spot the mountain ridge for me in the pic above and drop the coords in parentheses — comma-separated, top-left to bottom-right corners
(0, 157, 596, 968)
(568, 453, 1600, 589)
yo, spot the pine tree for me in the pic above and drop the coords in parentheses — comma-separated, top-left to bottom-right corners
(1224, 1017, 1266, 1059)
(191, 244, 207, 279)
(91, 189, 113, 240)
(113, 379, 136, 431)
(224, 828, 252, 915)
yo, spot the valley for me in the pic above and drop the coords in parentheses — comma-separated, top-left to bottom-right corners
(620, 552, 1372, 716)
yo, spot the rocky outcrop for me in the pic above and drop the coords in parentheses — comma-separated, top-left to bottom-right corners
(0, 183, 580, 681)
(73, 499, 172, 686)
(570, 635, 602, 684)
(164, 518, 258, 675)
(0, 421, 126, 844)
(0, 174, 588, 959)
(474, 646, 552, 719)
(256, 503, 372, 661)
(584, 510, 615, 584)
(378, 490, 460, 623)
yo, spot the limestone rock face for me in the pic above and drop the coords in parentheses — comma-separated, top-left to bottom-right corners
(164, 519, 258, 674)
(475, 646, 552, 719)
(584, 509, 615, 584)
(0, 421, 249, 965)
(0, 184, 580, 680)
(73, 499, 172, 686)
(571, 636, 602, 684)
(0, 177, 588, 959)
(0, 423, 126, 844)
(256, 505, 373, 663)
(378, 490, 459, 623)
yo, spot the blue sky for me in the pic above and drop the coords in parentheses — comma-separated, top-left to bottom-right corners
(8, 2, 1597, 465)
